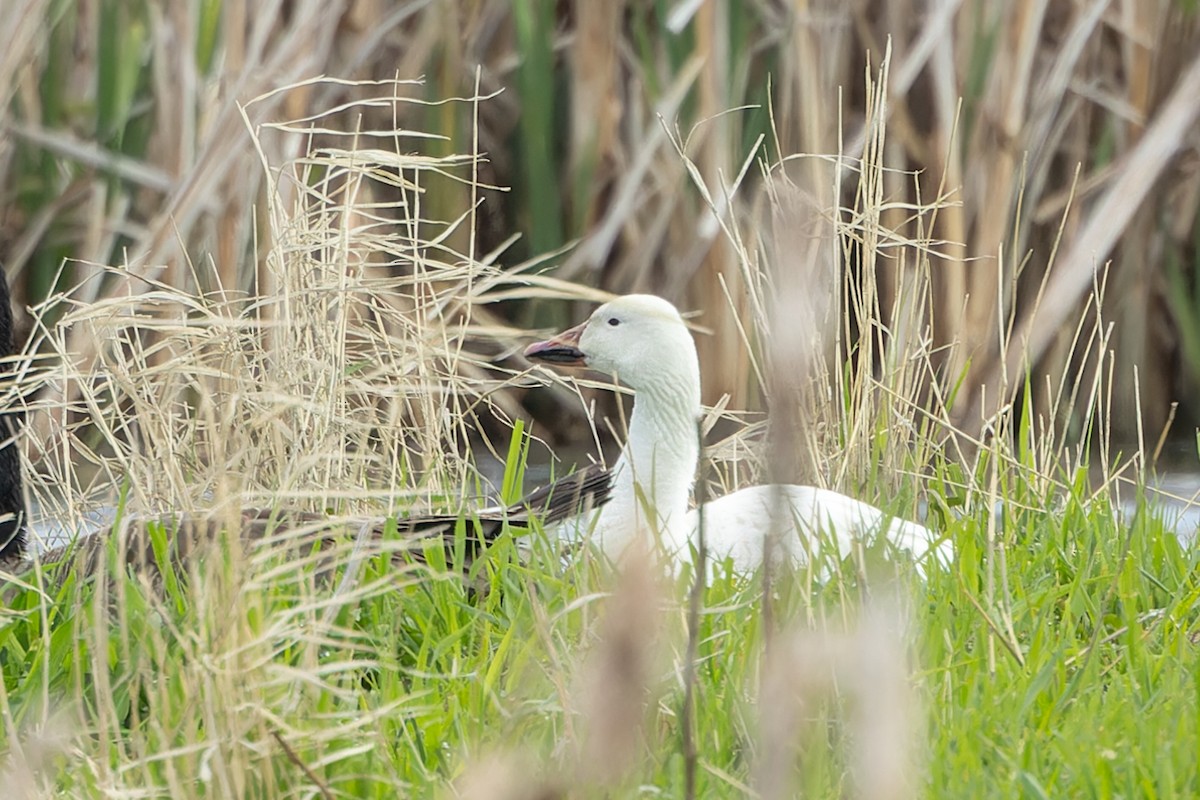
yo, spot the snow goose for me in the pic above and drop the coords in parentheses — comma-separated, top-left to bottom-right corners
(0, 263, 611, 579)
(524, 294, 952, 575)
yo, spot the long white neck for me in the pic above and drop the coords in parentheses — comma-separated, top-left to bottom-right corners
(591, 361, 702, 558)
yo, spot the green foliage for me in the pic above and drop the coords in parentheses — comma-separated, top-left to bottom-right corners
(511, 0, 563, 259)
(2, 446, 1198, 796)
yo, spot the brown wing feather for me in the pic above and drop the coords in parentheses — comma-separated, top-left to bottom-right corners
(0, 466, 612, 585)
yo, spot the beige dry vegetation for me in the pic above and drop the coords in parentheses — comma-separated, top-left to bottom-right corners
(14, 81, 618, 542)
(4, 1, 1200, 449)
(1, 2, 1199, 798)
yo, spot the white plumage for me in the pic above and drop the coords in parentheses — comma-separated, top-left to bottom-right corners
(525, 294, 952, 575)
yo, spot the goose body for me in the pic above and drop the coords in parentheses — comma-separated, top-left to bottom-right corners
(684, 485, 944, 573)
(525, 294, 952, 574)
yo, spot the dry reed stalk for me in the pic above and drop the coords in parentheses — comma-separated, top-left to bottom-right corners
(568, 0, 623, 226)
(448, 547, 667, 797)
(757, 602, 918, 800)
(573, 547, 664, 789)
(455, 754, 562, 800)
(0, 1, 49, 119)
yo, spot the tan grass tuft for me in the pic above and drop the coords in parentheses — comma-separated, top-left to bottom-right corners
(571, 545, 665, 789)
(455, 752, 563, 800)
(757, 601, 918, 800)
(14, 79, 604, 551)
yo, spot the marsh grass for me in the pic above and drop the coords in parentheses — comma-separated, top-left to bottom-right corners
(0, 67, 1198, 800)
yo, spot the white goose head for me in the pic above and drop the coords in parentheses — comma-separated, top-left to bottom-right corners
(523, 294, 699, 397)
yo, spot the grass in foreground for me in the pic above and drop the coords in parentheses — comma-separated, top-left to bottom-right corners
(1, 449, 1197, 798)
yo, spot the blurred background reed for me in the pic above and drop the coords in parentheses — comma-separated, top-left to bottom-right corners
(3, 0, 1199, 458)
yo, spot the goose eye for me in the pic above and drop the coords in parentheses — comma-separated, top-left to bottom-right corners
(607, 318, 620, 327)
